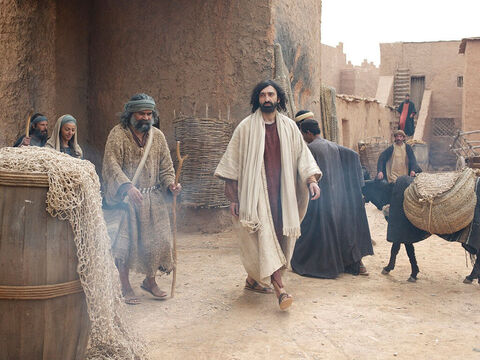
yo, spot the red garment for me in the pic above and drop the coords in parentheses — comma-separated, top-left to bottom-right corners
(223, 122, 283, 239)
(223, 121, 285, 286)
(264, 122, 283, 242)
(399, 102, 410, 131)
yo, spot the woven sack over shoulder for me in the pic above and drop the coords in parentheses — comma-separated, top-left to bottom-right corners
(403, 168, 476, 234)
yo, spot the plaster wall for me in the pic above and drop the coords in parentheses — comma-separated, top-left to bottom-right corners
(274, 0, 322, 115)
(0, 0, 56, 147)
(335, 96, 395, 151)
(88, 0, 275, 166)
(380, 41, 463, 126)
(375, 76, 394, 105)
(54, 0, 90, 147)
(1, 0, 322, 168)
(321, 43, 345, 91)
(322, 43, 378, 98)
(462, 40, 480, 133)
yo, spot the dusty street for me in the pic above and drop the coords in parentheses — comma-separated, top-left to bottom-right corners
(126, 203, 480, 359)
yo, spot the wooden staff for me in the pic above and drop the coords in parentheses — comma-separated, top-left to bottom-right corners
(25, 110, 34, 138)
(171, 141, 187, 298)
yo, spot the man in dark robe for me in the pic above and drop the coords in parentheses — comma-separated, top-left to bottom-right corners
(291, 119, 373, 278)
(294, 109, 314, 129)
(13, 113, 48, 147)
(377, 129, 421, 183)
(215, 80, 321, 310)
(396, 94, 416, 136)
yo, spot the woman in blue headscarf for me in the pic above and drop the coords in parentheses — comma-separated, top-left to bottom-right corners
(46, 114, 83, 158)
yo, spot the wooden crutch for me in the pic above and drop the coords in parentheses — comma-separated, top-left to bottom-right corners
(171, 141, 187, 298)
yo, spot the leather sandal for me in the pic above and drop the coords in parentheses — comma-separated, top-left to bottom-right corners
(278, 293, 293, 310)
(245, 279, 273, 294)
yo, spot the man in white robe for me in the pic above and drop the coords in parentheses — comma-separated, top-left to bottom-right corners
(215, 80, 321, 310)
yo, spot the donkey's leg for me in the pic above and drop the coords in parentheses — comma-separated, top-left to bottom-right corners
(405, 243, 419, 282)
(464, 255, 480, 284)
(382, 242, 401, 274)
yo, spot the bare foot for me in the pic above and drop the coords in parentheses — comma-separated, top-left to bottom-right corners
(122, 289, 140, 305)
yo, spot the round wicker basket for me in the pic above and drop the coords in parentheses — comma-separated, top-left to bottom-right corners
(403, 168, 477, 234)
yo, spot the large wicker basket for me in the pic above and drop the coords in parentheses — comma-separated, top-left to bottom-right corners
(174, 116, 233, 208)
(358, 138, 389, 179)
(403, 168, 477, 234)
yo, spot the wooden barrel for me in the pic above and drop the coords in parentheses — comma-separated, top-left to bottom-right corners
(0, 170, 90, 360)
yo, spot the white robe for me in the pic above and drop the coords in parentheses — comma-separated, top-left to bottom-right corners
(215, 110, 321, 284)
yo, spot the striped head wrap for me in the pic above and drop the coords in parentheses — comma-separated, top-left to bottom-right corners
(294, 111, 314, 123)
(124, 98, 156, 113)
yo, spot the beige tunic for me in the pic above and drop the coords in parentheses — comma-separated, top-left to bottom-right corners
(102, 124, 175, 276)
(386, 143, 409, 183)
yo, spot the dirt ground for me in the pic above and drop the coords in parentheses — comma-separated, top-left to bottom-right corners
(126, 203, 480, 359)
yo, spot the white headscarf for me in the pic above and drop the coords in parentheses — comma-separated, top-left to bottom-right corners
(46, 114, 83, 158)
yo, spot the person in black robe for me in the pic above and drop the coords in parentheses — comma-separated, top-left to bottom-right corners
(291, 119, 374, 278)
(396, 94, 416, 136)
(13, 113, 48, 147)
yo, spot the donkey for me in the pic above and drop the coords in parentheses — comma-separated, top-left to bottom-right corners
(362, 176, 480, 283)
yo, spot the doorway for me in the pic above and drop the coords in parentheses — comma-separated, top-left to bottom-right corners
(410, 76, 425, 112)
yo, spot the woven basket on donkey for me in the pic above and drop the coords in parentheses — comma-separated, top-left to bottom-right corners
(403, 167, 477, 234)
(358, 138, 389, 179)
(174, 116, 233, 208)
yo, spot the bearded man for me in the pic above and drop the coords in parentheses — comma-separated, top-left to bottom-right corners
(396, 94, 417, 136)
(102, 93, 181, 304)
(377, 129, 421, 183)
(13, 113, 48, 147)
(215, 80, 321, 310)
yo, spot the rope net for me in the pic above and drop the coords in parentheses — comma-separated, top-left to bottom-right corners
(0, 147, 147, 360)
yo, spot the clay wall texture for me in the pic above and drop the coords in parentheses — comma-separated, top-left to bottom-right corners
(379, 41, 464, 127)
(321, 43, 378, 98)
(0, 1, 56, 147)
(461, 40, 480, 133)
(321, 43, 345, 91)
(335, 96, 395, 151)
(87, 0, 276, 166)
(1, 0, 322, 169)
(274, 0, 322, 115)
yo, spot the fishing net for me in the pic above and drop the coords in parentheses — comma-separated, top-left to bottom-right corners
(0, 146, 147, 360)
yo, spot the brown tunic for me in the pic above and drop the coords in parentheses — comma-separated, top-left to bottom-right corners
(264, 122, 283, 244)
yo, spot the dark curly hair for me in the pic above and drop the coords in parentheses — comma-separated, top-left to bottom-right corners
(119, 93, 159, 128)
(300, 119, 321, 135)
(250, 80, 287, 113)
